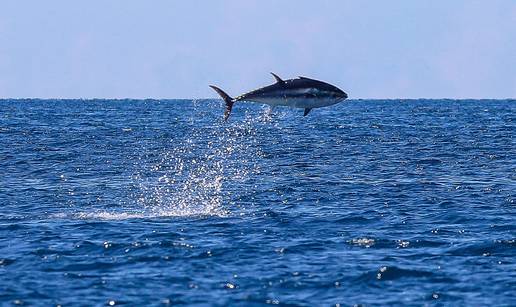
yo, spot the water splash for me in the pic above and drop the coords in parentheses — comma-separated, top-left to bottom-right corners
(53, 101, 266, 220)
(129, 114, 260, 218)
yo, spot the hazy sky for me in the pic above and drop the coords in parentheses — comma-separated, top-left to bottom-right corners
(0, 1, 514, 99)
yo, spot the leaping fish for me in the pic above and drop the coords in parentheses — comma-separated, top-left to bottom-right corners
(209, 73, 348, 121)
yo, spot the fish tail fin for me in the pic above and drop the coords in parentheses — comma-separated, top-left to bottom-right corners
(209, 85, 235, 121)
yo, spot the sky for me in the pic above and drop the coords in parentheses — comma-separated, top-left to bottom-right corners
(0, 0, 514, 99)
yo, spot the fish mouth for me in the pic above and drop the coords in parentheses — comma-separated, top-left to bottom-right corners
(336, 90, 348, 100)
(333, 87, 348, 100)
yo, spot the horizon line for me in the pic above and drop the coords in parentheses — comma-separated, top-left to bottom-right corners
(1, 97, 515, 101)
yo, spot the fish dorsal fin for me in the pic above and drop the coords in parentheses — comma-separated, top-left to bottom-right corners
(270, 72, 284, 84)
(304, 108, 312, 116)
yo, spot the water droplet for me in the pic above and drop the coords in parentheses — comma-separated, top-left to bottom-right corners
(351, 238, 375, 248)
(397, 240, 410, 248)
(275, 248, 285, 254)
(379, 266, 387, 272)
(225, 283, 235, 289)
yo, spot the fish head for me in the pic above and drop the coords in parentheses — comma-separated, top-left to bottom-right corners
(298, 77, 348, 103)
(329, 85, 348, 101)
(317, 85, 348, 106)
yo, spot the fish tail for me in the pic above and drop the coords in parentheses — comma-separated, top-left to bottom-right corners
(209, 85, 235, 121)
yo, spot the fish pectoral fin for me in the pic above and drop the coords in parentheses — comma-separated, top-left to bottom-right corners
(270, 72, 284, 84)
(303, 108, 312, 116)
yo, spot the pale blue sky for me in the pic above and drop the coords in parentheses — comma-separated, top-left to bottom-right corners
(0, 0, 514, 99)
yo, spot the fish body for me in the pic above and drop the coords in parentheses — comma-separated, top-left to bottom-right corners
(210, 73, 348, 120)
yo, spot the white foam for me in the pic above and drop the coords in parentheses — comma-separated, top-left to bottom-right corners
(53, 207, 228, 221)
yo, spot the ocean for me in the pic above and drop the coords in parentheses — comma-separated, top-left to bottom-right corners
(0, 99, 514, 306)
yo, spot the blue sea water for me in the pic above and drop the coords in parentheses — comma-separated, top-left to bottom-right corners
(0, 99, 515, 306)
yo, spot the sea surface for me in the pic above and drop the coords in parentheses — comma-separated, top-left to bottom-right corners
(0, 99, 515, 306)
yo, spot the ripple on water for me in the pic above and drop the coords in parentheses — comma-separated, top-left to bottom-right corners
(0, 99, 515, 305)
